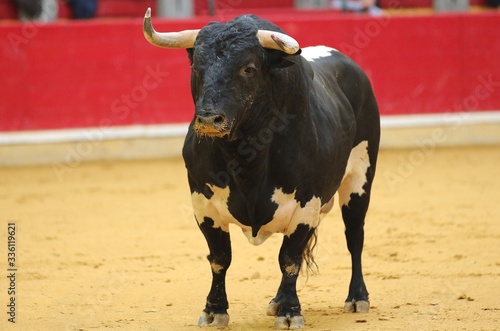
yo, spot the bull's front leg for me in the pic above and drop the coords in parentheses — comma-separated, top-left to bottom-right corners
(267, 224, 316, 330)
(197, 216, 232, 326)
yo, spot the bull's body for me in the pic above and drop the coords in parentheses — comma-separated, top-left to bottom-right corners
(144, 11, 379, 330)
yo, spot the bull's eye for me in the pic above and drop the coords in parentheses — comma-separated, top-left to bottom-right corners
(241, 63, 257, 77)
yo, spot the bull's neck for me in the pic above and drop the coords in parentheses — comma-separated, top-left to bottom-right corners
(217, 109, 310, 191)
(214, 65, 315, 188)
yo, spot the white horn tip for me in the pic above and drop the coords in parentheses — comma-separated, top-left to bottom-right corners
(145, 7, 151, 18)
(271, 33, 300, 54)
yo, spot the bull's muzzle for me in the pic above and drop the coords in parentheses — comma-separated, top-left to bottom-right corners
(194, 113, 230, 138)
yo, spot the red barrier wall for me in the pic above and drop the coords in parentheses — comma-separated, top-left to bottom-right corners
(1, 12, 499, 132)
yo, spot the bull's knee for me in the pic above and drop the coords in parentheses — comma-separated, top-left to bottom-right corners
(208, 253, 231, 274)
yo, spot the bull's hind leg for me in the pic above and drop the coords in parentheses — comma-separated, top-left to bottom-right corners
(197, 217, 232, 326)
(267, 224, 316, 330)
(338, 139, 378, 313)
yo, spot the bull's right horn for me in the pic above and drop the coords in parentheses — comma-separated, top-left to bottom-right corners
(143, 7, 199, 49)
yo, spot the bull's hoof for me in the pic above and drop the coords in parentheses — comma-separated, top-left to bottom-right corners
(275, 314, 305, 330)
(344, 300, 369, 313)
(197, 311, 229, 327)
(266, 299, 280, 316)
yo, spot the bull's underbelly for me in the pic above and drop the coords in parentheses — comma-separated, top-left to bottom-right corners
(191, 185, 326, 245)
(190, 140, 370, 245)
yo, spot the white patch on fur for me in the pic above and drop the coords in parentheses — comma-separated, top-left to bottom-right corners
(301, 46, 338, 62)
(191, 186, 322, 245)
(191, 185, 232, 232)
(268, 189, 322, 237)
(338, 140, 370, 207)
(320, 196, 334, 214)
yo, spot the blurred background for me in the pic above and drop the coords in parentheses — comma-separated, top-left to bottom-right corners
(1, 4, 499, 329)
(1, 0, 499, 165)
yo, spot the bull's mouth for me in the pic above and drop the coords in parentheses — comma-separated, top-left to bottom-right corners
(193, 120, 231, 139)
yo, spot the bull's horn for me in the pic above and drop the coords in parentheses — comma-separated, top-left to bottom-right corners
(256, 30, 300, 54)
(143, 7, 199, 48)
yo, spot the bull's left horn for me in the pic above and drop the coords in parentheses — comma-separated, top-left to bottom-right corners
(143, 7, 199, 48)
(256, 30, 300, 55)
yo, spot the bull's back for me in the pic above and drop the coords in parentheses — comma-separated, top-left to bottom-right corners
(301, 46, 377, 123)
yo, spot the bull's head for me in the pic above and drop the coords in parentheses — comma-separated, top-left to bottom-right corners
(143, 8, 300, 140)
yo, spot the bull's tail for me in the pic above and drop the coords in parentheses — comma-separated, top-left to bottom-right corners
(303, 228, 319, 276)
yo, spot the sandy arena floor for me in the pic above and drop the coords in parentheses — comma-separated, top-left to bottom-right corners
(1, 145, 499, 331)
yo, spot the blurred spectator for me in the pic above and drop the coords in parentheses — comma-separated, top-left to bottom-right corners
(332, 0, 383, 15)
(14, 0, 98, 21)
(433, 0, 468, 12)
(68, 0, 98, 19)
(16, 0, 58, 21)
(15, 0, 41, 17)
(486, 0, 500, 7)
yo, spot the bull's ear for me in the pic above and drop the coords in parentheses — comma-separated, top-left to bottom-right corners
(187, 48, 194, 64)
(272, 49, 301, 68)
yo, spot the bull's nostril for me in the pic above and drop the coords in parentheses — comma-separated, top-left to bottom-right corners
(213, 115, 224, 125)
(196, 114, 226, 126)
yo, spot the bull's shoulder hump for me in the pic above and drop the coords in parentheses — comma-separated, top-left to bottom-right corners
(301, 46, 339, 62)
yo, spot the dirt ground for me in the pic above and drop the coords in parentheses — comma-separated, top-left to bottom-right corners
(1, 145, 499, 331)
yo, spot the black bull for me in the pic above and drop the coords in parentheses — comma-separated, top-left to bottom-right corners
(143, 9, 380, 330)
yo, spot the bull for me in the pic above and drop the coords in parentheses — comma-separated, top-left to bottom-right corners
(143, 8, 380, 330)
